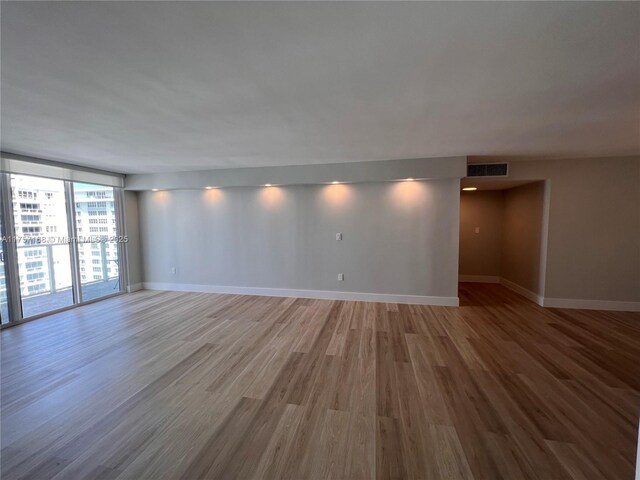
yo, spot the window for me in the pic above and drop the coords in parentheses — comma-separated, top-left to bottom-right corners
(26, 272, 45, 282)
(27, 284, 47, 294)
(1, 173, 125, 322)
(19, 203, 40, 210)
(84, 191, 109, 199)
(0, 209, 7, 324)
(9, 175, 72, 316)
(18, 190, 37, 199)
(73, 182, 122, 301)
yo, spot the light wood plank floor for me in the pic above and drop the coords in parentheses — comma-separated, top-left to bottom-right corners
(1, 283, 639, 479)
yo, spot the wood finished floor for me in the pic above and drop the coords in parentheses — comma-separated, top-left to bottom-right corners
(1, 283, 639, 480)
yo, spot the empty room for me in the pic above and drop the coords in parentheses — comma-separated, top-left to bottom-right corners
(1, 2, 639, 479)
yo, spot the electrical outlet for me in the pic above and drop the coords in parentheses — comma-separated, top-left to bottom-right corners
(337, 273, 344, 281)
(336, 232, 342, 241)
(171, 267, 176, 275)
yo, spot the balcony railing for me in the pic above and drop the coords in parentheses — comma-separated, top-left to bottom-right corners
(14, 243, 121, 317)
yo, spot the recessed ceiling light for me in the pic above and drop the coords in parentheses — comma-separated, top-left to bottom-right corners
(462, 187, 478, 191)
(205, 186, 214, 190)
(331, 181, 340, 184)
(264, 183, 272, 187)
(152, 188, 159, 192)
(405, 178, 415, 182)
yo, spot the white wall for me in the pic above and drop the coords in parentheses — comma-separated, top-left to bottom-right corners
(501, 182, 546, 296)
(131, 155, 639, 310)
(138, 179, 460, 303)
(505, 156, 640, 304)
(459, 190, 504, 278)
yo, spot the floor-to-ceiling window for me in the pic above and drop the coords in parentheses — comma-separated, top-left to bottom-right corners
(72, 182, 122, 302)
(10, 174, 74, 317)
(0, 175, 15, 325)
(0, 164, 126, 325)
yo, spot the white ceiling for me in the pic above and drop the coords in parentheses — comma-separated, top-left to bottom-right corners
(1, 2, 639, 174)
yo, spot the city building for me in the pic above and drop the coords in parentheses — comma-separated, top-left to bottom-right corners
(73, 184, 119, 286)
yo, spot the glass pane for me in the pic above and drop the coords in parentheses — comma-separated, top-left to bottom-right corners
(10, 174, 74, 317)
(0, 207, 10, 324)
(73, 183, 122, 301)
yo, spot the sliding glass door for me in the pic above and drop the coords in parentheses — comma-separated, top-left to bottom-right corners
(72, 182, 122, 302)
(0, 170, 126, 324)
(10, 174, 75, 317)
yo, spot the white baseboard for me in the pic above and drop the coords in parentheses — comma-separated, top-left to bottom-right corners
(496, 278, 640, 312)
(542, 297, 640, 312)
(127, 283, 143, 293)
(142, 282, 459, 306)
(459, 275, 500, 283)
(138, 281, 638, 312)
(499, 277, 544, 306)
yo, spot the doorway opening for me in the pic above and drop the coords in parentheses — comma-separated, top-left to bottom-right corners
(458, 179, 549, 307)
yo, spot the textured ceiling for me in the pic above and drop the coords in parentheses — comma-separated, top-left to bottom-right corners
(1, 1, 639, 173)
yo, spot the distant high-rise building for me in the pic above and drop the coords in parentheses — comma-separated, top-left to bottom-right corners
(73, 184, 119, 284)
(11, 175, 71, 297)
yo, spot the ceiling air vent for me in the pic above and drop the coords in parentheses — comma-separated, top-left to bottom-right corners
(467, 163, 508, 177)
